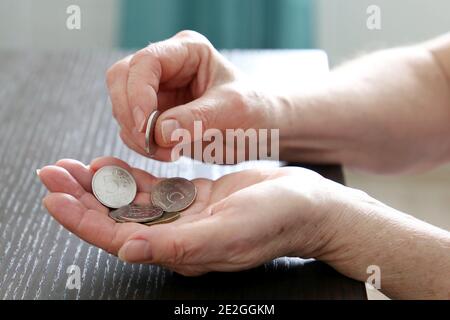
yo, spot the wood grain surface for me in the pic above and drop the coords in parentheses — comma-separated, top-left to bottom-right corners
(0, 50, 366, 300)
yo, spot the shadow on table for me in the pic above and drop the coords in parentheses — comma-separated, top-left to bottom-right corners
(154, 258, 365, 300)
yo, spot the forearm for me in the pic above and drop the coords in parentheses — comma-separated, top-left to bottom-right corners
(274, 35, 450, 173)
(319, 197, 450, 299)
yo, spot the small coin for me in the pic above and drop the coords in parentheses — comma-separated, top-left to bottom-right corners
(92, 166, 137, 209)
(151, 177, 197, 212)
(120, 204, 164, 223)
(109, 204, 164, 223)
(144, 212, 181, 226)
(108, 206, 129, 223)
(145, 110, 160, 156)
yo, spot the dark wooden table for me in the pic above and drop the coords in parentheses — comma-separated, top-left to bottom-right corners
(0, 50, 367, 300)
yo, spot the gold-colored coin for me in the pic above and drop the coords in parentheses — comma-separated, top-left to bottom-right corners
(144, 212, 180, 226)
(108, 204, 164, 223)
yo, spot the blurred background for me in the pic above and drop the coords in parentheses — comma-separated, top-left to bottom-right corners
(0, 0, 449, 229)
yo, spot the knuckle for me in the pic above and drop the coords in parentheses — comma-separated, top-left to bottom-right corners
(118, 127, 127, 141)
(105, 66, 116, 88)
(106, 62, 126, 88)
(176, 30, 213, 52)
(106, 224, 122, 255)
(128, 49, 162, 88)
(111, 102, 129, 126)
(131, 44, 162, 66)
(129, 49, 149, 68)
(173, 267, 205, 277)
(227, 87, 246, 110)
(220, 85, 248, 115)
(129, 47, 161, 76)
(55, 158, 74, 167)
(175, 30, 205, 41)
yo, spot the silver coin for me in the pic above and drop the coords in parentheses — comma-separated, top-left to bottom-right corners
(92, 166, 137, 209)
(119, 204, 164, 223)
(145, 110, 160, 156)
(151, 177, 197, 212)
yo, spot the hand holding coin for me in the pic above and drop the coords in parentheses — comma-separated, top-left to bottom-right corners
(39, 156, 336, 278)
(106, 31, 275, 164)
(38, 157, 205, 248)
(91, 165, 197, 226)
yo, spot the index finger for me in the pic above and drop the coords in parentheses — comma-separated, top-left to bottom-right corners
(106, 55, 134, 130)
(43, 192, 149, 255)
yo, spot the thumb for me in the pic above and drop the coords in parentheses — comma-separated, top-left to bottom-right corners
(154, 90, 245, 148)
(117, 213, 230, 266)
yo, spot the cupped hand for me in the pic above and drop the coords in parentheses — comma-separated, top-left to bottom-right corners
(38, 157, 344, 276)
(106, 30, 282, 162)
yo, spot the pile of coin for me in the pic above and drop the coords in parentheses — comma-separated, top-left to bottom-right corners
(91, 165, 197, 226)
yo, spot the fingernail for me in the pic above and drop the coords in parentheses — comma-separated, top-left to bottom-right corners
(36, 169, 41, 176)
(133, 106, 146, 132)
(161, 119, 181, 144)
(118, 239, 152, 262)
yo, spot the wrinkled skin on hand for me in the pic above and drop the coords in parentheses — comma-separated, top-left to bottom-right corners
(39, 156, 348, 276)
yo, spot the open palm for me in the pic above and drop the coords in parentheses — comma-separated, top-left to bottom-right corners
(39, 156, 320, 276)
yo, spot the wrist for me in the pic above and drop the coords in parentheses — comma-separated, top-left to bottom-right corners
(312, 186, 450, 299)
(289, 176, 385, 262)
(262, 92, 306, 162)
(281, 171, 360, 259)
(314, 189, 385, 263)
(269, 89, 346, 163)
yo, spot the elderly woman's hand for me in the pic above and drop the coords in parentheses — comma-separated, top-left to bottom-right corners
(38, 156, 355, 276)
(38, 156, 450, 298)
(106, 31, 284, 163)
